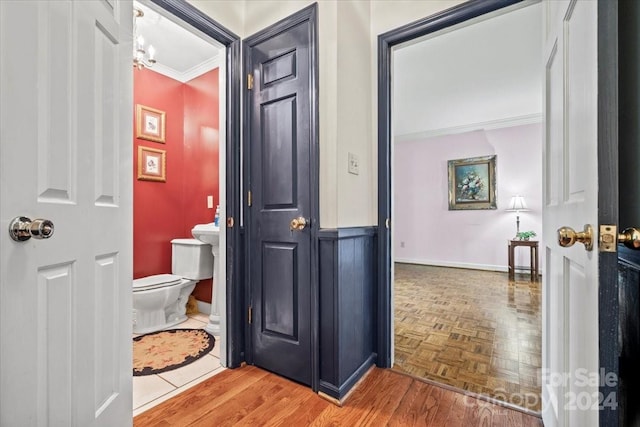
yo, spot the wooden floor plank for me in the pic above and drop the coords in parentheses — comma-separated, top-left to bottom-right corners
(188, 372, 288, 426)
(461, 399, 496, 427)
(233, 375, 317, 427)
(133, 367, 268, 426)
(425, 382, 458, 426)
(387, 380, 435, 426)
(443, 393, 469, 427)
(264, 391, 328, 427)
(133, 366, 543, 427)
(477, 405, 494, 427)
(492, 411, 508, 427)
(349, 370, 413, 426)
(309, 368, 388, 427)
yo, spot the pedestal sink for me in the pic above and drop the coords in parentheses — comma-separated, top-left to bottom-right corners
(191, 222, 220, 335)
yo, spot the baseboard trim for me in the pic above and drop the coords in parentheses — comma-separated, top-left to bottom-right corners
(318, 391, 342, 406)
(394, 258, 506, 272)
(318, 363, 376, 407)
(318, 353, 376, 401)
(394, 258, 544, 276)
(196, 301, 211, 315)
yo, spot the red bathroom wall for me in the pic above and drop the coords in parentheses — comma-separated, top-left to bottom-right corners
(134, 69, 185, 280)
(183, 68, 220, 236)
(183, 69, 220, 302)
(133, 68, 219, 303)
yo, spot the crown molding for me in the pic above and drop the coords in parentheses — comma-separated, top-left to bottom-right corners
(148, 55, 220, 83)
(394, 113, 542, 142)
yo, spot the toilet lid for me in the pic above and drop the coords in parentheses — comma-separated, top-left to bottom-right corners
(133, 274, 183, 291)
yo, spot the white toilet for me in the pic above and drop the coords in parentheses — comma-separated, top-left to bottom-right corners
(133, 238, 213, 334)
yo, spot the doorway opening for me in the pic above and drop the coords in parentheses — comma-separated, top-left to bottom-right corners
(130, 0, 238, 415)
(380, 0, 543, 413)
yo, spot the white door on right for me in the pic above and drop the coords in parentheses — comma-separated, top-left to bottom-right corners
(542, 1, 601, 426)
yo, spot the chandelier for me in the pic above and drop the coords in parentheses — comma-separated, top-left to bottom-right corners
(133, 8, 156, 70)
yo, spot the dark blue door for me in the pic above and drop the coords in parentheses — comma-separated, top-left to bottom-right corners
(244, 5, 317, 386)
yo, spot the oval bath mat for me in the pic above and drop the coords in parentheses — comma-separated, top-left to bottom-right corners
(133, 328, 215, 376)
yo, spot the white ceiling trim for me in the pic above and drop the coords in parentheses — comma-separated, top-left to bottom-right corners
(149, 55, 221, 83)
(394, 113, 542, 143)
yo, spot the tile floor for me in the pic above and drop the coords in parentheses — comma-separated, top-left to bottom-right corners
(133, 312, 225, 416)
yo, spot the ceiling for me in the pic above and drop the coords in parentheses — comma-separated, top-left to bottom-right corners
(134, 1, 540, 132)
(393, 2, 542, 140)
(134, 1, 221, 83)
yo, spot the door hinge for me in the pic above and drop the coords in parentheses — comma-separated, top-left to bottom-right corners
(248, 305, 253, 324)
(248, 190, 252, 207)
(385, 218, 390, 229)
(247, 73, 254, 90)
(599, 225, 617, 252)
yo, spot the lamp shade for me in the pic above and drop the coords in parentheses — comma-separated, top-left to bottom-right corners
(506, 195, 528, 212)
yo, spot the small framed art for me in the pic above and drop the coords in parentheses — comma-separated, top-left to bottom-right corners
(138, 146, 166, 182)
(136, 104, 166, 143)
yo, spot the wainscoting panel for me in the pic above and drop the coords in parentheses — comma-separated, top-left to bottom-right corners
(318, 227, 377, 399)
(617, 246, 640, 427)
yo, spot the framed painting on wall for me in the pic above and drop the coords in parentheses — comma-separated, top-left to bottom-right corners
(448, 155, 497, 210)
(138, 146, 166, 182)
(136, 104, 166, 143)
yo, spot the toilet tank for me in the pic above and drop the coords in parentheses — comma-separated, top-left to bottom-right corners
(171, 239, 214, 280)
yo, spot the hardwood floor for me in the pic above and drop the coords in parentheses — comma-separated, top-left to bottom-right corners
(394, 263, 541, 412)
(134, 365, 542, 426)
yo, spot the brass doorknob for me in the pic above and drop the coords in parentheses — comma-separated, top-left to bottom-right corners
(557, 224, 593, 251)
(618, 227, 640, 249)
(290, 216, 308, 231)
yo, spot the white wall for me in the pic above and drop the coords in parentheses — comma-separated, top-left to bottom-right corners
(370, 0, 464, 35)
(393, 123, 543, 272)
(188, 0, 245, 37)
(336, 1, 373, 227)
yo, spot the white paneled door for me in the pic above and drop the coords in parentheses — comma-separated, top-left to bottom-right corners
(542, 1, 606, 426)
(0, 1, 133, 425)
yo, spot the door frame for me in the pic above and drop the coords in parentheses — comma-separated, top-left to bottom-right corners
(376, 0, 620, 424)
(150, 0, 244, 368)
(376, 0, 523, 369)
(595, 2, 619, 426)
(242, 3, 320, 390)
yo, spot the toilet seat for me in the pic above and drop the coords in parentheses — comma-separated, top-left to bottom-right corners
(133, 274, 183, 292)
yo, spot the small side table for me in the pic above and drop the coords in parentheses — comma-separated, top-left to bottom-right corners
(508, 240, 539, 281)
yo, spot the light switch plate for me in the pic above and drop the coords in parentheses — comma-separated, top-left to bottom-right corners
(348, 152, 359, 175)
(207, 195, 214, 209)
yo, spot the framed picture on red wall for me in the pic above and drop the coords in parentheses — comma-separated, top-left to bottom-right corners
(136, 104, 166, 143)
(138, 146, 166, 182)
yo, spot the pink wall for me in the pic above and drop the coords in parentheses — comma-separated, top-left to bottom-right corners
(133, 68, 219, 302)
(393, 123, 543, 272)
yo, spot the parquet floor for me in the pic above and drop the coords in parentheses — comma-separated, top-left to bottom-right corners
(393, 263, 541, 412)
(134, 365, 542, 426)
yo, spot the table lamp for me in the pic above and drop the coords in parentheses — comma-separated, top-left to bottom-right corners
(506, 195, 528, 236)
